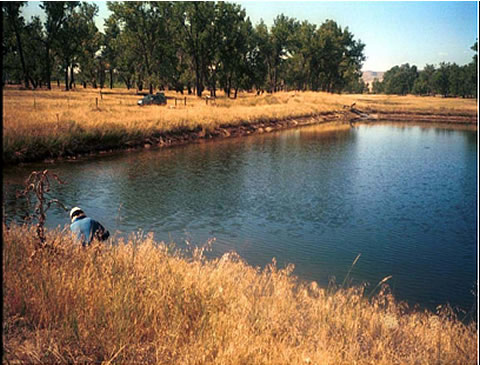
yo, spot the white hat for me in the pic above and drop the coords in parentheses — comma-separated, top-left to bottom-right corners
(70, 207, 84, 219)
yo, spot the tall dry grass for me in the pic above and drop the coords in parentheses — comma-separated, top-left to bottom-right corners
(3, 86, 477, 164)
(3, 224, 477, 364)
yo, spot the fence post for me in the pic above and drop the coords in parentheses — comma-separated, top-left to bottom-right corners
(184, 97, 187, 106)
(96, 97, 98, 109)
(175, 98, 177, 107)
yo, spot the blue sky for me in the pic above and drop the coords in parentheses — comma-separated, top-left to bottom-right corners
(22, 1, 478, 71)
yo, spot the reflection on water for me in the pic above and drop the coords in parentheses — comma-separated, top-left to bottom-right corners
(3, 123, 477, 312)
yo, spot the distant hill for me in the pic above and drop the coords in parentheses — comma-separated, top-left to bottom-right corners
(362, 71, 385, 91)
(362, 71, 385, 83)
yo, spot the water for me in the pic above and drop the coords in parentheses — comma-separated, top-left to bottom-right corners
(3, 123, 477, 312)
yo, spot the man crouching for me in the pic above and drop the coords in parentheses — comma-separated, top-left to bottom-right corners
(70, 207, 110, 246)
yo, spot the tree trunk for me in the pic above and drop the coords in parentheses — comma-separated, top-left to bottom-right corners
(273, 68, 278, 93)
(12, 19, 29, 89)
(45, 45, 52, 90)
(65, 64, 69, 91)
(110, 69, 114, 89)
(69, 65, 75, 89)
(225, 74, 232, 98)
(99, 73, 105, 89)
(195, 62, 203, 97)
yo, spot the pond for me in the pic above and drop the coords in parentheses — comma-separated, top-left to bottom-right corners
(3, 122, 477, 312)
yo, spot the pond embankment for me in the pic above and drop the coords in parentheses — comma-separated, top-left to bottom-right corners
(2, 88, 477, 166)
(66, 107, 477, 162)
(3, 224, 477, 364)
(7, 109, 476, 166)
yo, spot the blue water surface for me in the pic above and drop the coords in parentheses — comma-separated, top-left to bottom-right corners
(3, 122, 477, 312)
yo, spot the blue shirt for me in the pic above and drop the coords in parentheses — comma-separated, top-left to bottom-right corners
(70, 216, 109, 246)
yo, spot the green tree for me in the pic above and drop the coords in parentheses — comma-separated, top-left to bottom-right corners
(447, 63, 464, 97)
(313, 20, 365, 93)
(40, 1, 79, 89)
(412, 64, 435, 95)
(2, 2, 30, 88)
(102, 16, 120, 89)
(433, 62, 450, 97)
(466, 41, 477, 98)
(382, 63, 418, 95)
(215, 2, 252, 97)
(251, 20, 272, 93)
(285, 20, 317, 91)
(55, 2, 98, 90)
(108, 1, 174, 94)
(269, 14, 299, 92)
(372, 78, 384, 94)
(174, 2, 217, 96)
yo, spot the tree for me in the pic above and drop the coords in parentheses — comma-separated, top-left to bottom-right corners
(372, 78, 384, 94)
(412, 64, 435, 96)
(447, 63, 464, 97)
(108, 1, 174, 94)
(251, 20, 272, 92)
(269, 14, 299, 92)
(467, 41, 477, 98)
(344, 77, 367, 94)
(22, 16, 46, 88)
(39, 1, 79, 89)
(433, 62, 450, 97)
(76, 23, 102, 89)
(285, 20, 317, 91)
(2, 2, 30, 88)
(103, 16, 120, 89)
(382, 63, 418, 95)
(8, 0, 370, 95)
(173, 2, 217, 96)
(311, 20, 365, 93)
(54, 2, 98, 91)
(215, 2, 252, 97)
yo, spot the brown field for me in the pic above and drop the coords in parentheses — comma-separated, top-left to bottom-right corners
(3, 224, 477, 364)
(2, 86, 477, 165)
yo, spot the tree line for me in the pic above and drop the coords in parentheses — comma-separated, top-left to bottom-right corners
(372, 42, 477, 98)
(3, 1, 366, 96)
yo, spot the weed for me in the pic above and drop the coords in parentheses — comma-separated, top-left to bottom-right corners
(2, 224, 477, 364)
(3, 87, 476, 164)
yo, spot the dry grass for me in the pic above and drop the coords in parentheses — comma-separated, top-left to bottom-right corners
(3, 86, 477, 164)
(3, 224, 477, 364)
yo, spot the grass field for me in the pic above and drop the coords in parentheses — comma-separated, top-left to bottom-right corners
(3, 224, 477, 364)
(2, 86, 477, 165)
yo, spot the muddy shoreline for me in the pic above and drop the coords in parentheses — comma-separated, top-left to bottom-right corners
(9, 109, 478, 166)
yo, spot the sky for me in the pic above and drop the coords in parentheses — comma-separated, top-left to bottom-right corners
(21, 1, 478, 72)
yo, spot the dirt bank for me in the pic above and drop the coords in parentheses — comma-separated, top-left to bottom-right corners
(11, 108, 477, 166)
(100, 108, 477, 154)
(362, 110, 477, 125)
(38, 112, 346, 164)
